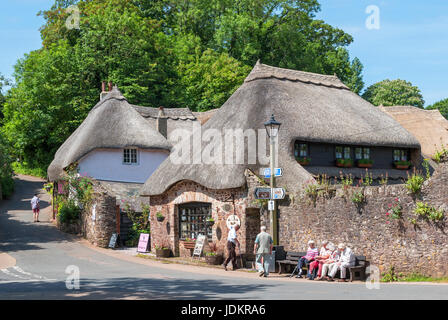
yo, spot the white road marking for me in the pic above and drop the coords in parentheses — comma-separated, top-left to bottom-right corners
(1, 267, 57, 282)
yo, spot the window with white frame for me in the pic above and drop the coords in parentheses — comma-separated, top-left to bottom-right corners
(123, 148, 138, 165)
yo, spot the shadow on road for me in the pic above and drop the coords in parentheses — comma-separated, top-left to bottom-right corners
(0, 277, 268, 300)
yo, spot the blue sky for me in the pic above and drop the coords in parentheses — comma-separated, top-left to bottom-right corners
(0, 0, 446, 106)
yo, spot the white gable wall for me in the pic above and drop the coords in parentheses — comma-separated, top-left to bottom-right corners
(78, 148, 169, 183)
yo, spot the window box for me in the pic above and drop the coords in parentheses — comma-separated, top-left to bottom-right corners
(394, 161, 411, 170)
(357, 159, 374, 168)
(336, 158, 353, 168)
(296, 156, 311, 166)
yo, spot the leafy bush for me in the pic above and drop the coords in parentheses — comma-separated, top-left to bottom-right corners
(405, 170, 425, 194)
(433, 144, 448, 164)
(414, 202, 444, 222)
(57, 199, 81, 224)
(0, 133, 14, 198)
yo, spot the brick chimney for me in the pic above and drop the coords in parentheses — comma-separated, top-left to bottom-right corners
(156, 106, 168, 139)
(100, 81, 108, 101)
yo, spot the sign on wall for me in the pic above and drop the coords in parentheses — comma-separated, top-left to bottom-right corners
(192, 235, 206, 258)
(108, 233, 118, 249)
(226, 215, 241, 229)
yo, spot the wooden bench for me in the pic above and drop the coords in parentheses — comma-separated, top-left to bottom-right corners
(277, 252, 367, 282)
(348, 255, 367, 282)
(276, 251, 306, 275)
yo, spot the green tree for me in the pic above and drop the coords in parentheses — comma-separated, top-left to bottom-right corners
(362, 79, 424, 108)
(426, 98, 448, 120)
(0, 131, 14, 198)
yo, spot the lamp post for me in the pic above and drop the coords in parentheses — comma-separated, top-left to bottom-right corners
(264, 114, 281, 245)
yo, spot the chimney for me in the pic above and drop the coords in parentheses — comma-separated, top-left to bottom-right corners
(156, 106, 168, 139)
(100, 81, 108, 101)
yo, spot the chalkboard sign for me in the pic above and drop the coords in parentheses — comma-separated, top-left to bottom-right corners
(137, 233, 150, 253)
(192, 235, 206, 258)
(109, 233, 118, 249)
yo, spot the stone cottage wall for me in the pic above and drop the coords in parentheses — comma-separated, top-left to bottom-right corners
(278, 163, 448, 277)
(148, 180, 258, 257)
(80, 183, 117, 247)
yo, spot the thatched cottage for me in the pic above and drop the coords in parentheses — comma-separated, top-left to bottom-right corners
(140, 62, 422, 259)
(47, 85, 198, 245)
(379, 105, 448, 158)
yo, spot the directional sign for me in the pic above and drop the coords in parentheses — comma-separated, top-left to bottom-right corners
(255, 188, 271, 200)
(260, 168, 283, 178)
(272, 188, 286, 200)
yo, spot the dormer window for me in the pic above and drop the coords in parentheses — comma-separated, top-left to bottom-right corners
(393, 149, 408, 161)
(355, 147, 370, 160)
(294, 142, 309, 158)
(336, 146, 351, 159)
(123, 148, 138, 165)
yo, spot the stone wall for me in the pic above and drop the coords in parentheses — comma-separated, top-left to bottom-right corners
(278, 163, 448, 277)
(80, 182, 117, 247)
(56, 181, 117, 248)
(148, 177, 261, 258)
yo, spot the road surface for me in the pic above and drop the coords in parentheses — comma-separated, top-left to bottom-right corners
(0, 175, 447, 300)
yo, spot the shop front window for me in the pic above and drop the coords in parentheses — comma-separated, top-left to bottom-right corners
(179, 203, 212, 240)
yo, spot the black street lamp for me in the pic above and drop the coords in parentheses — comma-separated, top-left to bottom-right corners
(264, 114, 281, 138)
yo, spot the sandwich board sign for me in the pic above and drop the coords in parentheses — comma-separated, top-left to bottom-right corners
(192, 234, 206, 258)
(137, 233, 150, 253)
(272, 188, 286, 200)
(255, 188, 271, 200)
(108, 233, 119, 249)
(260, 168, 283, 178)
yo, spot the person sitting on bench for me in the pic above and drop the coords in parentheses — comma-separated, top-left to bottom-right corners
(308, 240, 333, 280)
(327, 243, 356, 282)
(316, 243, 338, 281)
(295, 240, 318, 278)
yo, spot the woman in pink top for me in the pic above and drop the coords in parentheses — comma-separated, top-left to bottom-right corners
(308, 241, 333, 280)
(295, 240, 318, 278)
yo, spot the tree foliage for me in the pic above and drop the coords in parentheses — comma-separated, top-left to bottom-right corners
(426, 98, 448, 120)
(2, 0, 364, 174)
(362, 79, 424, 108)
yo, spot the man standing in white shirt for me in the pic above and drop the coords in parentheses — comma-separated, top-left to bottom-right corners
(30, 193, 40, 223)
(222, 224, 240, 271)
(327, 243, 356, 282)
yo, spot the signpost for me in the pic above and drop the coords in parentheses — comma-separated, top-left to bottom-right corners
(254, 187, 272, 200)
(192, 235, 206, 259)
(137, 233, 150, 253)
(260, 168, 283, 178)
(272, 187, 286, 200)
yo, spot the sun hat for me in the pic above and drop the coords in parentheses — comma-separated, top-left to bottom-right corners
(338, 243, 346, 249)
(308, 240, 315, 244)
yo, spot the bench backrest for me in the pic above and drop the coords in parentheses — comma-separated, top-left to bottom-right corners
(355, 255, 367, 266)
(286, 251, 306, 261)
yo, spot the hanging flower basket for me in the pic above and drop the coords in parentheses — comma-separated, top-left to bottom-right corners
(182, 240, 196, 249)
(156, 212, 165, 222)
(206, 219, 215, 227)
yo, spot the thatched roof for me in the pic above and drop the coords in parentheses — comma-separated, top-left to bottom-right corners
(47, 87, 171, 181)
(141, 62, 421, 196)
(379, 105, 448, 157)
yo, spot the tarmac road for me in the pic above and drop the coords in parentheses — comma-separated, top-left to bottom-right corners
(0, 175, 447, 300)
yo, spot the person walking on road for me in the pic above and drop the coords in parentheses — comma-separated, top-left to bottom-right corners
(31, 193, 40, 223)
(254, 226, 273, 277)
(222, 224, 240, 271)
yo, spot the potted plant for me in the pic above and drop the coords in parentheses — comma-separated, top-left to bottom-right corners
(296, 156, 311, 166)
(156, 212, 165, 222)
(336, 158, 353, 168)
(206, 217, 215, 227)
(155, 241, 171, 258)
(394, 160, 411, 170)
(182, 238, 196, 249)
(357, 159, 373, 168)
(204, 242, 223, 265)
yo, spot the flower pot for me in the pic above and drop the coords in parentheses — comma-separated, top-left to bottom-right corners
(395, 165, 410, 170)
(205, 254, 223, 265)
(156, 216, 165, 222)
(182, 241, 196, 249)
(156, 248, 171, 258)
(298, 160, 310, 166)
(357, 163, 372, 168)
